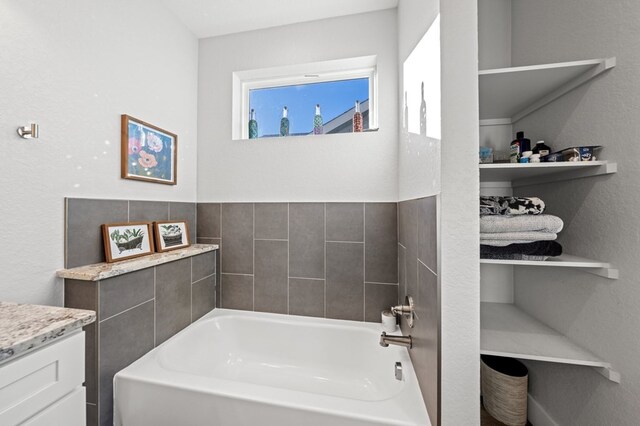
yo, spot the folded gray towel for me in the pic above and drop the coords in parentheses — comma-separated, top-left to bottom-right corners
(480, 214, 564, 234)
(480, 231, 557, 243)
(480, 240, 538, 247)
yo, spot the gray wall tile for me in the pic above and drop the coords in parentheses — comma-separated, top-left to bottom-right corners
(66, 198, 128, 268)
(99, 268, 154, 320)
(255, 203, 288, 240)
(254, 240, 288, 314)
(400, 200, 419, 301)
(413, 262, 439, 425)
(289, 278, 325, 318)
(86, 403, 97, 426)
(169, 202, 196, 243)
(64, 279, 97, 312)
(192, 251, 216, 282)
(365, 203, 398, 283)
(221, 203, 254, 274)
(365, 283, 399, 322)
(197, 203, 221, 238)
(99, 300, 154, 426)
(155, 258, 192, 345)
(326, 203, 364, 242)
(289, 203, 324, 279)
(192, 275, 216, 321)
(83, 322, 98, 404)
(398, 244, 407, 304)
(418, 196, 438, 273)
(221, 274, 253, 310)
(326, 242, 364, 321)
(128, 200, 168, 223)
(197, 238, 221, 307)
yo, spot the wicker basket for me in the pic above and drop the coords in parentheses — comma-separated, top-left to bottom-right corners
(481, 355, 528, 426)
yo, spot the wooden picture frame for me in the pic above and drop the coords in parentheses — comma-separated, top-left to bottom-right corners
(153, 220, 191, 252)
(121, 114, 177, 185)
(102, 222, 155, 263)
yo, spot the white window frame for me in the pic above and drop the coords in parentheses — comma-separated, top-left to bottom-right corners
(232, 55, 378, 140)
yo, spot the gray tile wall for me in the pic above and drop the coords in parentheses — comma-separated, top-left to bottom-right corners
(197, 202, 399, 322)
(398, 195, 439, 426)
(64, 251, 216, 426)
(65, 198, 197, 268)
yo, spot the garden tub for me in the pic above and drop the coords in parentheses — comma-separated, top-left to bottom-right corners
(114, 309, 430, 426)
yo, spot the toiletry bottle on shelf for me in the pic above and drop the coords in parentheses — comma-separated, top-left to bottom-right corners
(313, 104, 323, 135)
(280, 106, 289, 137)
(532, 140, 551, 157)
(353, 101, 363, 132)
(510, 131, 531, 163)
(248, 109, 258, 139)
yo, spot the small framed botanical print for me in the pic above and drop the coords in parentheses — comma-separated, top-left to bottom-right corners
(102, 222, 155, 263)
(153, 221, 191, 252)
(121, 114, 177, 185)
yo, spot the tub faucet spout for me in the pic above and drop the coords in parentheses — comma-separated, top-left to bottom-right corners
(379, 331, 412, 349)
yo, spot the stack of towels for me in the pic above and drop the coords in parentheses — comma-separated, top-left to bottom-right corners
(480, 196, 563, 261)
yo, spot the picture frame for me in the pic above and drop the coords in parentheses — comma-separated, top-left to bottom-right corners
(121, 114, 177, 185)
(153, 220, 191, 252)
(102, 222, 155, 263)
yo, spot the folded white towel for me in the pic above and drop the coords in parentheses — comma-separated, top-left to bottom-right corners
(480, 214, 564, 234)
(480, 239, 538, 247)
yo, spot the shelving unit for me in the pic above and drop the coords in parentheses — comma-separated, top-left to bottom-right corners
(480, 255, 618, 279)
(480, 161, 617, 187)
(479, 58, 616, 123)
(481, 302, 620, 383)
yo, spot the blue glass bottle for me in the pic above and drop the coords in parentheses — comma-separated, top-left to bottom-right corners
(313, 104, 323, 135)
(280, 106, 289, 137)
(248, 109, 258, 139)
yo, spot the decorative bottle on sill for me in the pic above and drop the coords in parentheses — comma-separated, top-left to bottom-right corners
(313, 104, 323, 135)
(280, 106, 289, 137)
(248, 108, 258, 139)
(353, 101, 363, 133)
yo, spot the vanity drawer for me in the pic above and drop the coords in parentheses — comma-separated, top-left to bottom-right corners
(0, 331, 85, 425)
(21, 387, 86, 426)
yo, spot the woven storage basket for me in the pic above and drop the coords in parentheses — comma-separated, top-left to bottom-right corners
(481, 355, 528, 426)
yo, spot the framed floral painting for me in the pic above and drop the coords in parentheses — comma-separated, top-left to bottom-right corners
(153, 221, 191, 252)
(121, 114, 177, 185)
(102, 222, 155, 263)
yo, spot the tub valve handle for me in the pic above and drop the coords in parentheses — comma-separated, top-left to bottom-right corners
(391, 295, 415, 328)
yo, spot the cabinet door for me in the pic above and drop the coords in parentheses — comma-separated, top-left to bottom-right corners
(0, 332, 85, 425)
(21, 387, 85, 426)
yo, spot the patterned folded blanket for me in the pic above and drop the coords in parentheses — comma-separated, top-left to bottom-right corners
(480, 196, 545, 216)
(481, 241, 563, 257)
(480, 214, 564, 234)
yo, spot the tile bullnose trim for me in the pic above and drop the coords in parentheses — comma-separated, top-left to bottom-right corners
(57, 244, 219, 282)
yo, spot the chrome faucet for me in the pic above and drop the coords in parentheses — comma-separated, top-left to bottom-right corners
(380, 331, 413, 349)
(391, 296, 415, 328)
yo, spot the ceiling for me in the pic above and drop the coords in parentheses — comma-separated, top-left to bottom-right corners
(161, 0, 398, 39)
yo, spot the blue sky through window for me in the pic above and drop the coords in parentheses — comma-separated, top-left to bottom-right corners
(249, 77, 369, 137)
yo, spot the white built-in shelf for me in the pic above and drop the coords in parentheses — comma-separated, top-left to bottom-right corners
(480, 254, 618, 279)
(479, 161, 617, 187)
(479, 58, 616, 123)
(481, 302, 620, 383)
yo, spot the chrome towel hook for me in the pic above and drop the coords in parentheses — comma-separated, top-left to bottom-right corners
(17, 123, 39, 139)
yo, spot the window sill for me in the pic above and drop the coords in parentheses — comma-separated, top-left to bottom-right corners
(234, 128, 380, 142)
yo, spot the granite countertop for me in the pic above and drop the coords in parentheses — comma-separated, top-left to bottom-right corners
(57, 243, 219, 281)
(0, 302, 96, 364)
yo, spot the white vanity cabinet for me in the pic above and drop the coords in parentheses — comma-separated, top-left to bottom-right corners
(0, 331, 86, 426)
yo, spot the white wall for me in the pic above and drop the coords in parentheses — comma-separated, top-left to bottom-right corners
(197, 10, 398, 202)
(0, 0, 198, 305)
(440, 0, 481, 424)
(510, 0, 640, 424)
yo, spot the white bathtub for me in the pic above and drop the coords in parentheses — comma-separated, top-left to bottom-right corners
(114, 309, 430, 426)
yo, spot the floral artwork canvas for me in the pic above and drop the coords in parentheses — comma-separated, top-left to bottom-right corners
(153, 221, 190, 252)
(102, 222, 155, 262)
(121, 115, 177, 185)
